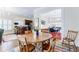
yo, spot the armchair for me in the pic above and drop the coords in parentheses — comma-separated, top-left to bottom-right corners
(0, 29, 4, 44)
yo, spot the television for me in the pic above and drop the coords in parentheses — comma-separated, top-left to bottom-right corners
(14, 22, 18, 25)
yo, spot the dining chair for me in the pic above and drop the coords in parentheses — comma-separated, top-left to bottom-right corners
(18, 38, 35, 52)
(18, 40, 26, 52)
(54, 30, 78, 52)
(62, 30, 78, 51)
(42, 39, 52, 52)
(49, 32, 62, 52)
(17, 29, 35, 52)
(24, 38, 35, 52)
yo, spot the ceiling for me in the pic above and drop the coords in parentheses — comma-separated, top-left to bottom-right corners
(7, 7, 39, 19)
(0, 7, 61, 19)
(0, 7, 39, 19)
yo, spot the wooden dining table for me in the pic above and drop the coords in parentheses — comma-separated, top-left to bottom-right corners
(17, 32, 52, 52)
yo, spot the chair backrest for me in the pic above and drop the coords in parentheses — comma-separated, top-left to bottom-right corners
(66, 30, 78, 41)
(42, 39, 50, 50)
(18, 40, 23, 48)
(24, 38, 28, 51)
(18, 40, 26, 52)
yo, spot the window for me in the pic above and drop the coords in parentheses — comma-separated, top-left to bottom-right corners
(40, 9, 62, 29)
(0, 20, 2, 28)
(0, 19, 12, 31)
(7, 20, 12, 30)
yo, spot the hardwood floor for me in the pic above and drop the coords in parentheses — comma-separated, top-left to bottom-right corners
(0, 34, 20, 52)
(0, 34, 62, 52)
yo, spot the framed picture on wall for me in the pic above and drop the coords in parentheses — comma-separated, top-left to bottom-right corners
(41, 20, 45, 25)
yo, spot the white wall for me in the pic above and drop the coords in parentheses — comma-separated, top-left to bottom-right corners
(63, 8, 79, 47)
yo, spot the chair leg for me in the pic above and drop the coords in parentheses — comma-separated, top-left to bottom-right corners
(52, 39, 56, 52)
(69, 45, 71, 52)
(69, 46, 77, 52)
(74, 46, 77, 52)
